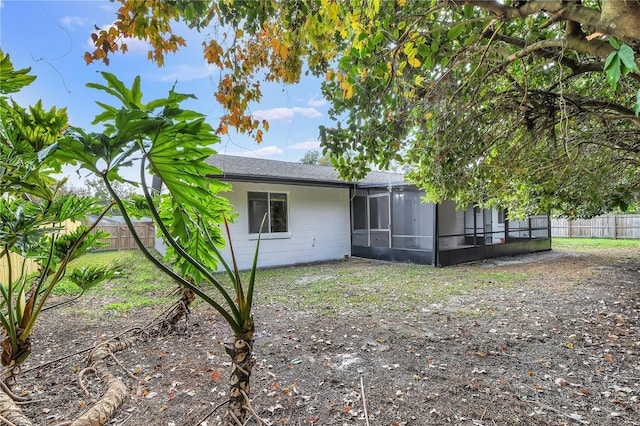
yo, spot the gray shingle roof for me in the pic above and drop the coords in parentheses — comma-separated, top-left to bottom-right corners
(206, 154, 406, 187)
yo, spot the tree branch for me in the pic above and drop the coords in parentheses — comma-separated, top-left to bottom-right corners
(491, 33, 605, 74)
(454, 0, 640, 42)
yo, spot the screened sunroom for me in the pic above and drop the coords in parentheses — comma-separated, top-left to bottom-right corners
(350, 186, 551, 267)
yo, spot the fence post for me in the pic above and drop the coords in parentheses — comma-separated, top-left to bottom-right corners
(612, 214, 617, 239)
(568, 220, 572, 238)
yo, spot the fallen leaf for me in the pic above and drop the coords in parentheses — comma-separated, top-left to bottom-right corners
(211, 370, 222, 381)
(604, 353, 613, 362)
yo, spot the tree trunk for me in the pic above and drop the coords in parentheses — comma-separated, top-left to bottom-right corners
(0, 388, 32, 426)
(3, 361, 21, 391)
(71, 339, 131, 426)
(224, 319, 255, 424)
(2, 336, 31, 390)
(164, 287, 195, 328)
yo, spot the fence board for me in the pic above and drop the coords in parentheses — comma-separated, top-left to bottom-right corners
(93, 222, 155, 251)
(0, 219, 82, 284)
(551, 214, 640, 239)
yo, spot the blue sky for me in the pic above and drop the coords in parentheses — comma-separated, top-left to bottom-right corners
(0, 0, 329, 172)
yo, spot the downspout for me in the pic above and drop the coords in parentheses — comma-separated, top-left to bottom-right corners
(433, 202, 439, 267)
(547, 211, 552, 248)
(505, 210, 510, 243)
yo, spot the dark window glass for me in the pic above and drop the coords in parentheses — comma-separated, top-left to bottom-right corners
(352, 196, 367, 230)
(269, 193, 288, 233)
(248, 192, 288, 234)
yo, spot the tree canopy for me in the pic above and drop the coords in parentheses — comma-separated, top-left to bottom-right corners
(88, 0, 640, 217)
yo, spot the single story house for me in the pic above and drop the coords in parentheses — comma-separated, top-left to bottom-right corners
(206, 155, 551, 269)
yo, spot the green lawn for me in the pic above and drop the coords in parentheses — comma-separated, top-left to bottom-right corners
(552, 237, 640, 251)
(54, 250, 177, 312)
(53, 238, 639, 315)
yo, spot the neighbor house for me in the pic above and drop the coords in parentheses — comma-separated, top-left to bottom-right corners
(207, 155, 551, 269)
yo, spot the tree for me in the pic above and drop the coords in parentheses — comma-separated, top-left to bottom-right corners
(0, 50, 115, 425)
(87, 0, 640, 218)
(300, 149, 332, 166)
(56, 72, 263, 424)
(64, 178, 137, 216)
(318, 0, 640, 218)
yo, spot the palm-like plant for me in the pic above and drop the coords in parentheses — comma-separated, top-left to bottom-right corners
(58, 72, 263, 423)
(0, 50, 118, 425)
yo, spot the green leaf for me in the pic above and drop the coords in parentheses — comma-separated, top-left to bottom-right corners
(0, 50, 36, 95)
(604, 53, 621, 88)
(609, 37, 620, 50)
(617, 44, 639, 72)
(447, 24, 465, 41)
(635, 88, 640, 116)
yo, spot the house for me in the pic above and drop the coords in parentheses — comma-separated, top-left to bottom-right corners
(206, 155, 551, 269)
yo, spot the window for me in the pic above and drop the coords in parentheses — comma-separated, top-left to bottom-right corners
(498, 209, 506, 224)
(352, 196, 367, 230)
(369, 194, 389, 230)
(248, 192, 288, 234)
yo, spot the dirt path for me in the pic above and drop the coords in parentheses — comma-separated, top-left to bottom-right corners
(17, 248, 640, 425)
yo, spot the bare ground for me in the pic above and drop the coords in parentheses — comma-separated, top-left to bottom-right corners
(15, 247, 640, 425)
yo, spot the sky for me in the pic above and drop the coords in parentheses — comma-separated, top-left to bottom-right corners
(0, 0, 330, 181)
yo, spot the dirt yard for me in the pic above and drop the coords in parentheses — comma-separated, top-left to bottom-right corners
(16, 245, 640, 425)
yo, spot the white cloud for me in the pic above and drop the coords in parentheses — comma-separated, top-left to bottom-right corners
(158, 63, 216, 82)
(225, 146, 284, 159)
(307, 97, 327, 108)
(87, 23, 150, 55)
(252, 106, 322, 122)
(292, 107, 322, 118)
(289, 140, 320, 150)
(60, 16, 88, 29)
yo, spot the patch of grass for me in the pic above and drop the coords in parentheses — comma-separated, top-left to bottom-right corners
(553, 237, 640, 251)
(103, 296, 167, 312)
(54, 250, 176, 313)
(249, 260, 525, 315)
(56, 239, 640, 317)
(53, 280, 83, 296)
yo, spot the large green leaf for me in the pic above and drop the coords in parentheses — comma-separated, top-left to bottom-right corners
(0, 50, 36, 95)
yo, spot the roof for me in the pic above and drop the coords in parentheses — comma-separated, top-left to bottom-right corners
(206, 154, 406, 188)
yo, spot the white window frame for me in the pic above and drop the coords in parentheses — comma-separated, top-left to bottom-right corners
(247, 191, 290, 239)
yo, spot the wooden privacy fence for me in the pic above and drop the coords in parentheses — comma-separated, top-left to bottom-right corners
(551, 215, 640, 239)
(93, 222, 155, 251)
(0, 219, 82, 285)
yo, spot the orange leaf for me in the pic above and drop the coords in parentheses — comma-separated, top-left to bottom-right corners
(343, 406, 352, 413)
(604, 353, 613, 362)
(210, 370, 222, 381)
(83, 52, 92, 65)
